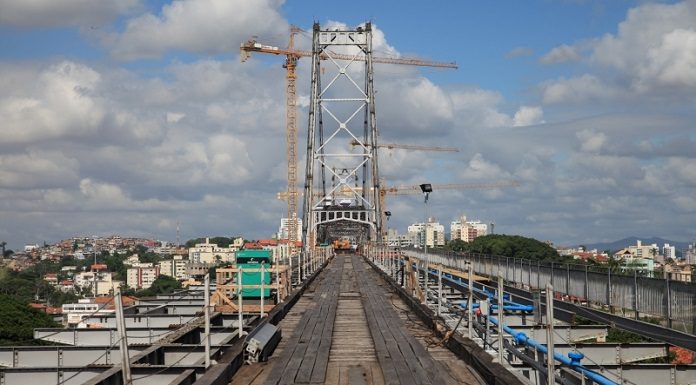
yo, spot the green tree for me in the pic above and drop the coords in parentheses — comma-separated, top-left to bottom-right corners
(445, 234, 564, 262)
(0, 294, 60, 345)
(185, 236, 238, 248)
(135, 275, 181, 297)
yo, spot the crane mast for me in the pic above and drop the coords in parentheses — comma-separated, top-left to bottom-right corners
(284, 27, 301, 242)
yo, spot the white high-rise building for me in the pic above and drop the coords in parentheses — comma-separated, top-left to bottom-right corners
(278, 217, 302, 241)
(663, 243, 676, 260)
(450, 215, 488, 242)
(408, 219, 445, 248)
(686, 243, 696, 265)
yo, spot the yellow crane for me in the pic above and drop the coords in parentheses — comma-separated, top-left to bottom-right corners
(241, 27, 457, 242)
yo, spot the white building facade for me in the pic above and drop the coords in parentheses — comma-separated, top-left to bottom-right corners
(159, 255, 188, 280)
(450, 215, 488, 242)
(408, 220, 445, 248)
(127, 263, 160, 290)
(74, 271, 119, 296)
(188, 238, 236, 264)
(663, 243, 676, 260)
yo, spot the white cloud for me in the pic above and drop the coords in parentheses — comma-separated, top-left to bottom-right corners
(506, 46, 534, 59)
(541, 74, 616, 104)
(540, 44, 581, 64)
(637, 28, 696, 90)
(513, 106, 544, 127)
(0, 151, 79, 189)
(450, 88, 512, 128)
(460, 153, 510, 180)
(590, 1, 696, 91)
(576, 129, 607, 153)
(0, 61, 105, 146)
(108, 0, 288, 60)
(0, 0, 139, 27)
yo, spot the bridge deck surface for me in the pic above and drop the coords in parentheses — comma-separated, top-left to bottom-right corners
(230, 255, 484, 385)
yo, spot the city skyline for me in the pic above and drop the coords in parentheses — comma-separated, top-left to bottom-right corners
(1, 1, 695, 248)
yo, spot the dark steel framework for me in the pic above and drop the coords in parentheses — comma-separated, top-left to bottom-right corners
(301, 23, 382, 250)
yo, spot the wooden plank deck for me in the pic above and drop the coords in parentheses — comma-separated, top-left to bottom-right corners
(230, 254, 485, 385)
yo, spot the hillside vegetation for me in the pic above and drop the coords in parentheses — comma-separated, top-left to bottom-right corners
(0, 294, 60, 345)
(445, 234, 567, 262)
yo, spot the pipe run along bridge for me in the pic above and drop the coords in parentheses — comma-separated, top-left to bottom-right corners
(3, 23, 695, 385)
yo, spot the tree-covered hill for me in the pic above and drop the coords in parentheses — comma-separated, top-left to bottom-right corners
(445, 234, 567, 262)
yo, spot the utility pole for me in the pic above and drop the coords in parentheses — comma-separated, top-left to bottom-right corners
(260, 263, 265, 318)
(115, 287, 132, 384)
(204, 274, 211, 369)
(468, 264, 474, 339)
(238, 267, 244, 337)
(497, 273, 504, 363)
(93, 239, 98, 298)
(546, 283, 555, 385)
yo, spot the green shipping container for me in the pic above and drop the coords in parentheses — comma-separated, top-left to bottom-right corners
(236, 249, 272, 298)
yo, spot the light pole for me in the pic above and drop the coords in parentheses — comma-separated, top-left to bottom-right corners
(385, 211, 392, 275)
(420, 183, 432, 305)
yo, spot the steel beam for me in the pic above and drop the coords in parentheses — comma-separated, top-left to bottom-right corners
(34, 326, 240, 346)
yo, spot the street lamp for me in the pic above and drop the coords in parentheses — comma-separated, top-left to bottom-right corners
(419, 184, 432, 305)
(384, 211, 392, 275)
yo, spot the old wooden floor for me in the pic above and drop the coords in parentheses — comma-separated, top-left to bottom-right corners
(230, 255, 484, 385)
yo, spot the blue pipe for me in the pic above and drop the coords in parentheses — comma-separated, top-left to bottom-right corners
(410, 262, 618, 385)
(464, 303, 534, 312)
(486, 315, 618, 385)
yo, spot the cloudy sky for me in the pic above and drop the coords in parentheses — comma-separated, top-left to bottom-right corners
(1, 0, 695, 249)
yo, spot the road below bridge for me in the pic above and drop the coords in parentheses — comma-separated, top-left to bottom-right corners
(231, 254, 486, 385)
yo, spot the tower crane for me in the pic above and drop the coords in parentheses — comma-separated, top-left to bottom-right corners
(241, 27, 457, 242)
(349, 139, 459, 152)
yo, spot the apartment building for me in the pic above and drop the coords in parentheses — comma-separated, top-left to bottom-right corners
(450, 215, 488, 242)
(126, 263, 160, 290)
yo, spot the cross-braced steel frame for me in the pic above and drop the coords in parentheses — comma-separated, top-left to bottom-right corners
(301, 23, 382, 251)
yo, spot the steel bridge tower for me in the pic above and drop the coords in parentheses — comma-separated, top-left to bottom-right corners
(301, 23, 382, 251)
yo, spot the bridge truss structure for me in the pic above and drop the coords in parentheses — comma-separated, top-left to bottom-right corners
(301, 23, 382, 250)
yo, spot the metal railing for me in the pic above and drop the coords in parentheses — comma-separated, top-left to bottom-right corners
(402, 248, 696, 334)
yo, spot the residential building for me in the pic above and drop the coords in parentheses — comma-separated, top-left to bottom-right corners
(613, 248, 655, 271)
(43, 273, 58, 286)
(628, 240, 660, 259)
(74, 270, 117, 296)
(450, 215, 488, 242)
(686, 243, 696, 265)
(186, 262, 210, 279)
(127, 263, 160, 290)
(663, 243, 676, 260)
(158, 255, 188, 280)
(662, 262, 693, 283)
(188, 238, 236, 264)
(278, 217, 303, 241)
(408, 219, 445, 248)
(386, 228, 399, 246)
